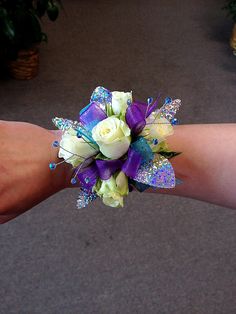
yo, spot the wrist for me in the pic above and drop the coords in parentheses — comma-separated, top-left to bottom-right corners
(48, 129, 77, 189)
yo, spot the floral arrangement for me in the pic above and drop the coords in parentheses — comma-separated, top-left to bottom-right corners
(50, 86, 181, 208)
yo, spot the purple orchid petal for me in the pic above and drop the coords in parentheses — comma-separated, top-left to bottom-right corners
(122, 148, 142, 179)
(96, 159, 123, 180)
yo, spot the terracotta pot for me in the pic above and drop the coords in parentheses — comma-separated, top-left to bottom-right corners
(8, 46, 39, 80)
(230, 24, 236, 55)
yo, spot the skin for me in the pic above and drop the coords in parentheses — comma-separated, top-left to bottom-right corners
(155, 123, 236, 209)
(0, 121, 235, 224)
(0, 121, 71, 224)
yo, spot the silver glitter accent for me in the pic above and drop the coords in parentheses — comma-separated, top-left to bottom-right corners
(133, 155, 175, 188)
(77, 188, 98, 209)
(52, 117, 79, 131)
(90, 86, 112, 112)
(52, 117, 97, 146)
(159, 99, 181, 121)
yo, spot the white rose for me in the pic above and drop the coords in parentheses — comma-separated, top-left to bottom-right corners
(92, 116, 131, 159)
(111, 91, 132, 115)
(94, 173, 128, 208)
(58, 128, 98, 167)
(98, 177, 124, 207)
(115, 171, 129, 196)
(140, 113, 174, 142)
(103, 192, 124, 207)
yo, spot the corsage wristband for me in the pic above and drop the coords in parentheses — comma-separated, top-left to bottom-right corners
(49, 86, 181, 209)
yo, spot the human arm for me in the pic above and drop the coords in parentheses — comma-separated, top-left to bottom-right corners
(1, 121, 236, 224)
(154, 123, 236, 209)
(0, 120, 72, 224)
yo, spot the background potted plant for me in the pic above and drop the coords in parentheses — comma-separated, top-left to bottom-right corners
(223, 0, 236, 55)
(0, 0, 62, 80)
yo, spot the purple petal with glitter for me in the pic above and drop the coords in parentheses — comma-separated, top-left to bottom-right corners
(79, 101, 107, 127)
(96, 159, 123, 180)
(77, 163, 99, 189)
(122, 148, 142, 178)
(133, 155, 176, 188)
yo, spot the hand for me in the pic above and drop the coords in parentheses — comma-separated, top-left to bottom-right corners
(0, 120, 72, 223)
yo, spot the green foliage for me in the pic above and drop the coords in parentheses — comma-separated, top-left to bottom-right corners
(0, 0, 62, 60)
(95, 152, 110, 160)
(152, 140, 169, 153)
(129, 179, 150, 192)
(223, 0, 236, 22)
(106, 103, 114, 117)
(158, 150, 182, 159)
(151, 140, 181, 159)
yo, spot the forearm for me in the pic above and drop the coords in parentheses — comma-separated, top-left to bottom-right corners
(1, 122, 235, 224)
(155, 123, 236, 209)
(0, 122, 69, 224)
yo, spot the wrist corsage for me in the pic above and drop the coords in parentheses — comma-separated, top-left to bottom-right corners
(49, 86, 181, 209)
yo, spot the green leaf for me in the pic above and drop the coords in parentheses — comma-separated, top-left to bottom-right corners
(93, 178, 102, 193)
(158, 151, 182, 159)
(129, 179, 150, 192)
(3, 19, 15, 39)
(47, 2, 59, 21)
(118, 113, 126, 122)
(151, 140, 169, 153)
(28, 12, 42, 43)
(106, 103, 114, 117)
(157, 141, 169, 151)
(95, 153, 110, 160)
